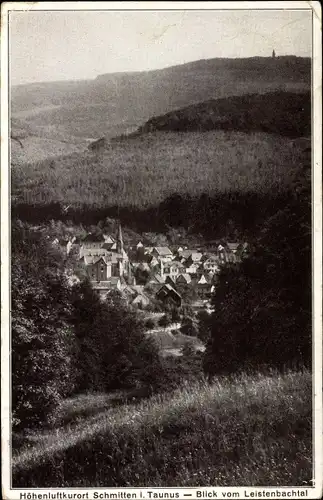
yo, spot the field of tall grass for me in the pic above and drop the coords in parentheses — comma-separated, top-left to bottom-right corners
(12, 131, 305, 209)
(12, 370, 312, 488)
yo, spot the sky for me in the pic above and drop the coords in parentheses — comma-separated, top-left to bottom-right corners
(9, 8, 312, 85)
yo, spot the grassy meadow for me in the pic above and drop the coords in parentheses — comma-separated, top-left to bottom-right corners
(12, 370, 312, 488)
(12, 130, 305, 209)
(11, 134, 90, 165)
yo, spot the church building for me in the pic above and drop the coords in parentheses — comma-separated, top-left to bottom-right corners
(79, 224, 129, 284)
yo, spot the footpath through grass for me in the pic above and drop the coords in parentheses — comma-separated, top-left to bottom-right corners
(12, 370, 312, 487)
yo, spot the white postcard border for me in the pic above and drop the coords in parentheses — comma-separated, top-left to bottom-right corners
(1, 2, 322, 499)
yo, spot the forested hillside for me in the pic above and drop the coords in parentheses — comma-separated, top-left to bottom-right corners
(137, 91, 310, 138)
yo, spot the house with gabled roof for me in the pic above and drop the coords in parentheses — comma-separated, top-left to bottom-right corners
(165, 275, 177, 287)
(176, 273, 192, 285)
(156, 284, 182, 307)
(81, 255, 119, 281)
(122, 285, 137, 300)
(163, 260, 185, 278)
(132, 292, 150, 308)
(203, 256, 220, 274)
(148, 273, 165, 285)
(92, 277, 122, 299)
(226, 242, 241, 254)
(121, 285, 150, 308)
(191, 274, 214, 298)
(224, 242, 242, 263)
(178, 249, 194, 260)
(187, 252, 203, 263)
(103, 241, 117, 251)
(81, 233, 106, 249)
(196, 274, 210, 285)
(146, 254, 159, 267)
(152, 247, 173, 261)
(184, 261, 200, 274)
(103, 234, 115, 244)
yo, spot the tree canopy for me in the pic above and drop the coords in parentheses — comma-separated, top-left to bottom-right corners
(203, 155, 311, 376)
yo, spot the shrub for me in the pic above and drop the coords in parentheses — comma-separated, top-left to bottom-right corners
(145, 318, 156, 329)
(170, 307, 181, 323)
(71, 280, 162, 393)
(197, 309, 212, 343)
(158, 314, 172, 327)
(180, 316, 199, 337)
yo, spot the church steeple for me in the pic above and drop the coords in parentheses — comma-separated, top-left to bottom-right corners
(116, 223, 124, 254)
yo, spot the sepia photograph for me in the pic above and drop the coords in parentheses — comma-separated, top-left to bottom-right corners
(1, 2, 322, 499)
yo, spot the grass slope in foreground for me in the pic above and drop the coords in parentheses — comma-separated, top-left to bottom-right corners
(12, 370, 312, 487)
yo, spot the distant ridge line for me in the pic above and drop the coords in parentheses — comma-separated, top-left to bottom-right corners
(13, 55, 310, 88)
(95, 55, 310, 81)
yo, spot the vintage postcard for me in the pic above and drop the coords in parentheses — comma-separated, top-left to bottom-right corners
(1, 2, 322, 499)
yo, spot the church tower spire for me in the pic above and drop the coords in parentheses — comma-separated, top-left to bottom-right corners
(116, 223, 124, 255)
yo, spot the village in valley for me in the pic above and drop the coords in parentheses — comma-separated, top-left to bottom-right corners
(54, 224, 249, 314)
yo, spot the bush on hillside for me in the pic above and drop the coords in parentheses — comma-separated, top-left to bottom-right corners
(70, 280, 162, 393)
(197, 310, 212, 343)
(180, 317, 199, 337)
(145, 318, 156, 329)
(158, 314, 172, 328)
(170, 307, 181, 323)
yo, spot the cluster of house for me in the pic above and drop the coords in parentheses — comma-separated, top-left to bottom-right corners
(55, 226, 248, 309)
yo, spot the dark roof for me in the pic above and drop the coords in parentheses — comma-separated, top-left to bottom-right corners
(147, 254, 159, 263)
(176, 273, 192, 284)
(59, 239, 70, 246)
(102, 242, 117, 250)
(82, 233, 105, 243)
(157, 284, 182, 299)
